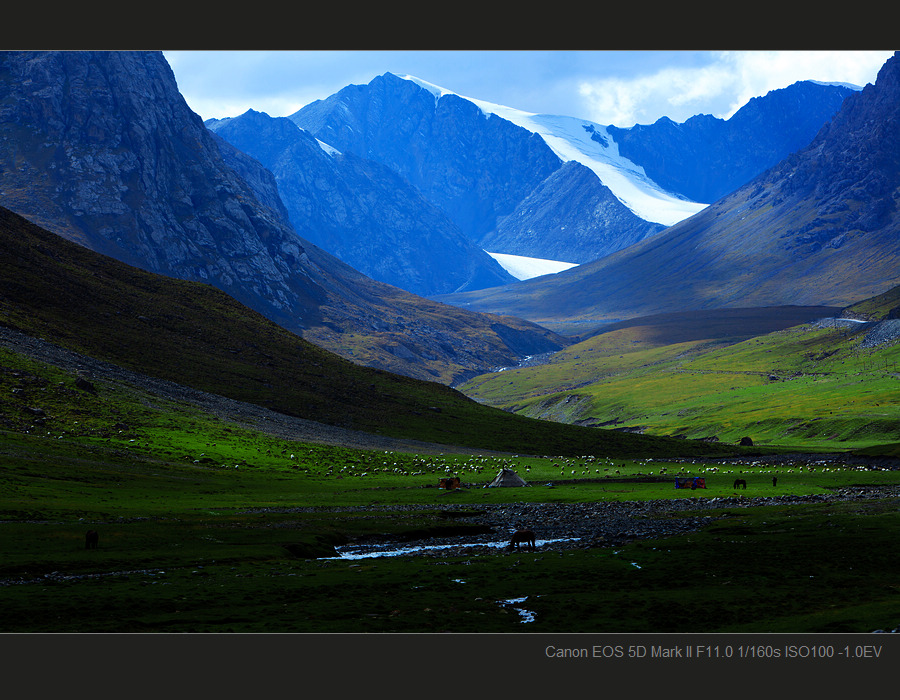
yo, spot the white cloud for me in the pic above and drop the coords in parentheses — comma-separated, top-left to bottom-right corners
(166, 50, 379, 120)
(714, 50, 893, 118)
(578, 63, 735, 126)
(165, 50, 895, 126)
(576, 50, 893, 127)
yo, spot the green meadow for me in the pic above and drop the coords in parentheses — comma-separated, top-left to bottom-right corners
(2, 344, 900, 633)
(460, 318, 900, 452)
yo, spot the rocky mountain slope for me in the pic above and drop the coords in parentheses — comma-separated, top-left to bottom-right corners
(207, 109, 514, 296)
(607, 80, 856, 204)
(0, 50, 565, 384)
(479, 160, 665, 264)
(290, 72, 563, 244)
(436, 53, 900, 328)
(291, 72, 854, 266)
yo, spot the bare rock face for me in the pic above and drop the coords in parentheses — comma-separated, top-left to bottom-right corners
(209, 109, 514, 296)
(0, 50, 321, 332)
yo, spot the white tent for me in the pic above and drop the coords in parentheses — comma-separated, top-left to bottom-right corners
(487, 468, 529, 487)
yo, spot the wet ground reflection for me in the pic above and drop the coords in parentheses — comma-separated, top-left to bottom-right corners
(333, 537, 581, 560)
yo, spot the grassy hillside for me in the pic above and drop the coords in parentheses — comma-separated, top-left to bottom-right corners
(0, 205, 737, 459)
(841, 283, 900, 320)
(460, 302, 900, 451)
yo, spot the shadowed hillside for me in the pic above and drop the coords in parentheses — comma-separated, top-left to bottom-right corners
(0, 205, 738, 459)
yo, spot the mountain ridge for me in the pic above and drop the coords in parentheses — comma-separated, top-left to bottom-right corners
(436, 52, 900, 327)
(607, 80, 857, 204)
(291, 71, 855, 269)
(208, 108, 515, 297)
(291, 72, 565, 243)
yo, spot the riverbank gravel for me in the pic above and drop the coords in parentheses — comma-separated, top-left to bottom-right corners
(266, 484, 900, 559)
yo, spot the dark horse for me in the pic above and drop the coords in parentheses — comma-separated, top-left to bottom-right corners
(733, 479, 747, 490)
(509, 529, 536, 551)
(85, 530, 99, 549)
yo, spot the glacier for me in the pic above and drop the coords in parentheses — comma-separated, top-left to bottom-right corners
(399, 74, 709, 227)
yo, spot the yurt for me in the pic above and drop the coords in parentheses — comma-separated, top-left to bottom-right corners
(487, 468, 529, 487)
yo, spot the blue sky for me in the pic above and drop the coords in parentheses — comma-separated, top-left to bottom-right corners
(164, 50, 894, 128)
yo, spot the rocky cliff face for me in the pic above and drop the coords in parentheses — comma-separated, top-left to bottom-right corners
(209, 109, 514, 296)
(290, 72, 563, 243)
(0, 50, 323, 332)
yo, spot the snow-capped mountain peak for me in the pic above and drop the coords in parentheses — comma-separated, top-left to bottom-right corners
(397, 74, 708, 227)
(396, 74, 458, 103)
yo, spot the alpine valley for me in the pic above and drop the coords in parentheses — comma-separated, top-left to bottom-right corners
(0, 52, 564, 385)
(4, 49, 900, 640)
(1, 49, 898, 448)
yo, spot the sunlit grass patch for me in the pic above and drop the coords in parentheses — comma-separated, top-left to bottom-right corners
(461, 320, 900, 450)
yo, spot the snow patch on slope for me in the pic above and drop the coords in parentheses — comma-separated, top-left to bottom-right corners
(486, 251, 579, 280)
(398, 74, 708, 227)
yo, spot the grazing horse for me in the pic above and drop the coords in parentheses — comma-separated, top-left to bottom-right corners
(85, 530, 99, 549)
(509, 529, 536, 551)
(733, 479, 747, 490)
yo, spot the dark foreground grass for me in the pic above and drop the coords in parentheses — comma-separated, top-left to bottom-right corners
(2, 415, 900, 633)
(3, 499, 899, 633)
